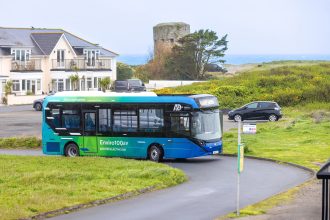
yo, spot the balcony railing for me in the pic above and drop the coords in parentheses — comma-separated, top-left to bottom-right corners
(11, 59, 42, 72)
(51, 59, 112, 71)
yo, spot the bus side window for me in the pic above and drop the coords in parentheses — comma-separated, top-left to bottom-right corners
(139, 109, 164, 132)
(113, 110, 138, 132)
(99, 109, 111, 133)
(51, 109, 61, 128)
(62, 109, 80, 130)
(170, 113, 190, 136)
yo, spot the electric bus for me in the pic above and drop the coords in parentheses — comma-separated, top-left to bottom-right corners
(42, 91, 223, 162)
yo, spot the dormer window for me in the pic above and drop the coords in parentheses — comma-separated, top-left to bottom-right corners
(83, 49, 100, 67)
(11, 48, 31, 62)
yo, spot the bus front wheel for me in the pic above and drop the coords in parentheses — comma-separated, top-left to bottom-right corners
(65, 143, 80, 157)
(148, 145, 163, 162)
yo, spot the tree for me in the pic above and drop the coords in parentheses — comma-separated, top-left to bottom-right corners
(69, 74, 80, 91)
(117, 62, 133, 80)
(99, 77, 111, 92)
(166, 29, 228, 80)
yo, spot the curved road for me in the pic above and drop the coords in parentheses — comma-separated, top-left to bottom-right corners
(44, 156, 309, 220)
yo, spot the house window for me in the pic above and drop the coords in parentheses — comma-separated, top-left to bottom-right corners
(57, 79, 64, 92)
(65, 79, 71, 91)
(12, 80, 20, 91)
(94, 77, 97, 88)
(11, 49, 31, 61)
(87, 77, 92, 90)
(22, 80, 26, 91)
(84, 49, 100, 67)
(37, 79, 41, 91)
(27, 80, 31, 91)
(57, 50, 65, 67)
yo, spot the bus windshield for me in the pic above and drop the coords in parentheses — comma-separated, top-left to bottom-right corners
(191, 110, 221, 141)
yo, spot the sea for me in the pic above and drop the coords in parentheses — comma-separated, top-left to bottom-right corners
(117, 54, 330, 66)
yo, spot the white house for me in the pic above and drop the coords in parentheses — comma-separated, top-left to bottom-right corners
(0, 27, 118, 102)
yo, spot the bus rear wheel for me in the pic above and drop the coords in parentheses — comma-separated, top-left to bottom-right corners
(65, 143, 79, 157)
(148, 145, 163, 162)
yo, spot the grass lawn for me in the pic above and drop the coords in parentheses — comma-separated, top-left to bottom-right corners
(0, 156, 186, 219)
(0, 137, 41, 149)
(223, 105, 330, 171)
(222, 105, 330, 218)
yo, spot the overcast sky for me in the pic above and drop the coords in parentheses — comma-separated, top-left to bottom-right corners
(1, 0, 329, 55)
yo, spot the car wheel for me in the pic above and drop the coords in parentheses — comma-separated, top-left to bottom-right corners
(65, 143, 80, 157)
(234, 114, 242, 122)
(148, 145, 163, 162)
(268, 114, 278, 122)
(35, 103, 42, 111)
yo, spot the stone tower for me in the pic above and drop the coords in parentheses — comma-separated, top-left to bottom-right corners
(153, 22, 190, 57)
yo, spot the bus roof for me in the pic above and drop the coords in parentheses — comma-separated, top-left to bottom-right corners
(45, 91, 219, 109)
(52, 91, 158, 97)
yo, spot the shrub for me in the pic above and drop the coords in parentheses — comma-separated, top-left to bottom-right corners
(156, 62, 330, 109)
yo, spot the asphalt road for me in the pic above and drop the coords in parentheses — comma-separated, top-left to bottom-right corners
(0, 105, 239, 137)
(0, 105, 41, 137)
(51, 156, 311, 220)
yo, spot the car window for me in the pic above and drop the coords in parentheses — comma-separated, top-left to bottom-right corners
(246, 103, 258, 109)
(115, 81, 127, 86)
(258, 102, 271, 108)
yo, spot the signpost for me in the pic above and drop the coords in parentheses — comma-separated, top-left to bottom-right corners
(237, 122, 257, 216)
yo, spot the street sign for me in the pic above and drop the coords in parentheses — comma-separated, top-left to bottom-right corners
(238, 144, 244, 173)
(243, 124, 257, 134)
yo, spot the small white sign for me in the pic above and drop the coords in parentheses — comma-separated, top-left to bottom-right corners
(243, 124, 257, 134)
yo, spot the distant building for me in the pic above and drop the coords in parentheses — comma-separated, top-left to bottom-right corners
(0, 27, 118, 100)
(153, 22, 190, 57)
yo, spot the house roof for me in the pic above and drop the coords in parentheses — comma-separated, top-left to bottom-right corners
(0, 27, 118, 57)
(31, 33, 63, 55)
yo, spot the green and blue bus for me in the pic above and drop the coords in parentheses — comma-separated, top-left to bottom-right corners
(42, 91, 223, 161)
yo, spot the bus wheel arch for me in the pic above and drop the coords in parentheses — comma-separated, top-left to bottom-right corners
(64, 142, 80, 157)
(147, 143, 164, 162)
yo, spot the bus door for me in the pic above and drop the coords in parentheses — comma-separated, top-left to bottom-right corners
(166, 112, 192, 158)
(83, 110, 98, 153)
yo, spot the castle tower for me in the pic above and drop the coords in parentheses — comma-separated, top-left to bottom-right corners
(153, 22, 190, 57)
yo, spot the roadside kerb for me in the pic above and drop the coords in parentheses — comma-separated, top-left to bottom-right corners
(22, 186, 156, 220)
(221, 154, 315, 175)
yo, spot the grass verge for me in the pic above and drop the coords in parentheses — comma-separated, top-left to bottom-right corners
(222, 106, 330, 218)
(0, 155, 186, 219)
(0, 137, 41, 149)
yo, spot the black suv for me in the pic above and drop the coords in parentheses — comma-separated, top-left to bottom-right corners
(228, 101, 282, 122)
(112, 79, 146, 92)
(127, 79, 146, 92)
(113, 80, 130, 92)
